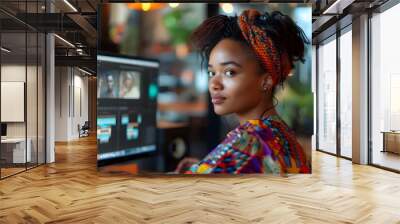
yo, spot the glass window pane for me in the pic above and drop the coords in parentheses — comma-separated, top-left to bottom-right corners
(371, 4, 400, 171)
(318, 37, 337, 154)
(0, 0, 46, 179)
(38, 32, 45, 165)
(340, 29, 352, 158)
(1, 31, 27, 177)
(27, 31, 38, 169)
(1, 0, 29, 177)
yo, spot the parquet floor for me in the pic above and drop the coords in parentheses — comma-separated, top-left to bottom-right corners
(1, 167, 26, 178)
(373, 151, 400, 171)
(1, 136, 400, 223)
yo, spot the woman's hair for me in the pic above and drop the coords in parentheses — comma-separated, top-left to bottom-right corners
(190, 10, 309, 89)
(122, 71, 134, 82)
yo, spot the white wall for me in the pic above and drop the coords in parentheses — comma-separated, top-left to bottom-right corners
(1, 65, 35, 138)
(1, 65, 26, 137)
(1, 64, 45, 163)
(55, 67, 89, 141)
(55, 66, 69, 141)
(72, 73, 89, 138)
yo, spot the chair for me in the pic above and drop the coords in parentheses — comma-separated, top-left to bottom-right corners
(78, 121, 90, 138)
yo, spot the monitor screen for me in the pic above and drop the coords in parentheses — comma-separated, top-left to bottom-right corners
(97, 53, 159, 166)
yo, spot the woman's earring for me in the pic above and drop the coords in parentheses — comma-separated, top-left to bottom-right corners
(262, 82, 268, 91)
(263, 79, 272, 91)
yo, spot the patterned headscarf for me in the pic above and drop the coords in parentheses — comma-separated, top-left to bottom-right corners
(238, 9, 292, 87)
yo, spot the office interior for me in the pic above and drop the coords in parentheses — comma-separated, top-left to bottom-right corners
(0, 0, 399, 222)
(313, 0, 400, 172)
(0, 0, 398, 178)
(0, 0, 96, 179)
(0, 1, 47, 178)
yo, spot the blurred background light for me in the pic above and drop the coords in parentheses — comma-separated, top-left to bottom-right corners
(221, 3, 234, 14)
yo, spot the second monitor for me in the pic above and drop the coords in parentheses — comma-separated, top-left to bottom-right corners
(97, 53, 159, 167)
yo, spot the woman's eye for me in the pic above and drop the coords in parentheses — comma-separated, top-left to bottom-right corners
(224, 70, 235, 77)
(208, 71, 215, 78)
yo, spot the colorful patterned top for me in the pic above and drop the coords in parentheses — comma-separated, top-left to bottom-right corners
(185, 114, 310, 174)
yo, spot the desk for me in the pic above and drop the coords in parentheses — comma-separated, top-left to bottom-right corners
(1, 138, 31, 163)
(381, 131, 400, 154)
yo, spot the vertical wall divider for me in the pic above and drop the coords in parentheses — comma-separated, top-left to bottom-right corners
(44, 32, 47, 164)
(336, 24, 341, 157)
(25, 0, 28, 171)
(44, 0, 48, 165)
(316, 45, 319, 151)
(367, 9, 373, 165)
(36, 0, 39, 168)
(80, 88, 82, 117)
(60, 67, 62, 117)
(69, 68, 71, 118)
(0, 20, 2, 179)
(73, 68, 75, 118)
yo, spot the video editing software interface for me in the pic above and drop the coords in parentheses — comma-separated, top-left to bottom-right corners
(97, 54, 159, 165)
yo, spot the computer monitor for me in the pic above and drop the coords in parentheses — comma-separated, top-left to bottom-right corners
(1, 123, 7, 137)
(97, 52, 159, 167)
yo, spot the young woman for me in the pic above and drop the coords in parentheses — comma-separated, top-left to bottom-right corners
(120, 71, 140, 99)
(178, 9, 311, 174)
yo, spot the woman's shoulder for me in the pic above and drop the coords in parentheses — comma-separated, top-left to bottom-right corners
(187, 115, 309, 174)
(238, 114, 304, 157)
(240, 114, 291, 137)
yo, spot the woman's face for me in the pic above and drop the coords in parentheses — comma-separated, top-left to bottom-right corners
(124, 77, 133, 89)
(208, 38, 267, 116)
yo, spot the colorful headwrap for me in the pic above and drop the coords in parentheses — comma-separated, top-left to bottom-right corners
(238, 9, 292, 87)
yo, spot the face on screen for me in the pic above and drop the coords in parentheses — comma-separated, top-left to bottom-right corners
(99, 71, 119, 98)
(107, 75, 114, 89)
(120, 71, 141, 99)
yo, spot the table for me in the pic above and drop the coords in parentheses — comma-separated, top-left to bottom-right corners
(1, 138, 31, 163)
(381, 131, 400, 154)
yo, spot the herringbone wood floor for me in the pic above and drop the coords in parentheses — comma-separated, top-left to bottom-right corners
(1, 136, 400, 224)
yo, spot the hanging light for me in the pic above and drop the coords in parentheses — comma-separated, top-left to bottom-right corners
(220, 3, 234, 14)
(175, 44, 189, 59)
(127, 3, 166, 11)
(63, 0, 78, 12)
(169, 3, 179, 8)
(78, 67, 93, 76)
(1, 47, 11, 53)
(142, 3, 151, 11)
(54, 34, 75, 48)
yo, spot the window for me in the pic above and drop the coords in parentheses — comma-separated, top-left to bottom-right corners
(317, 36, 337, 154)
(370, 3, 400, 171)
(339, 28, 352, 158)
(0, 1, 46, 179)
